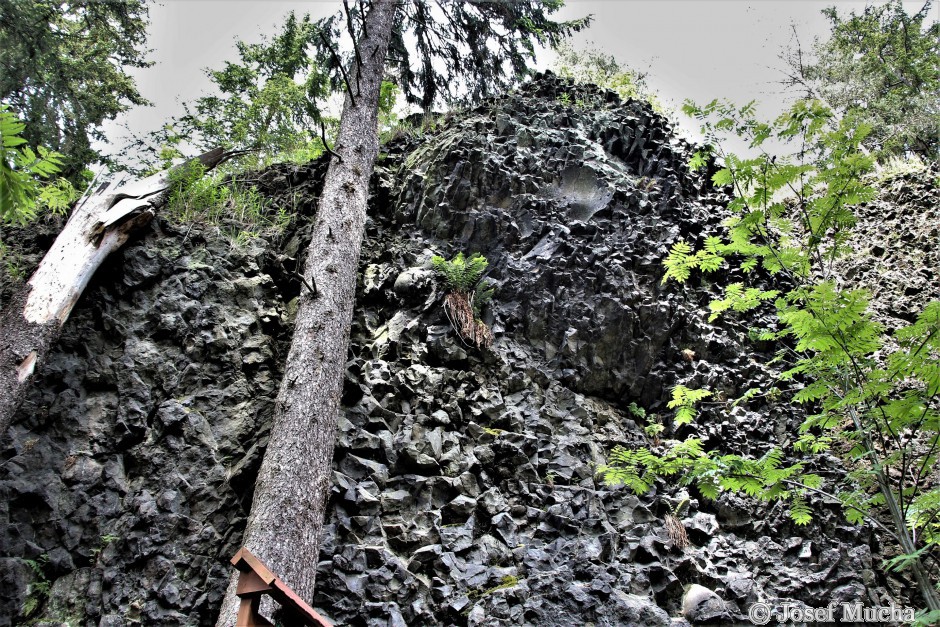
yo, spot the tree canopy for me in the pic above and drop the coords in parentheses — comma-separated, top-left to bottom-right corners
(174, 11, 336, 160)
(387, 0, 590, 111)
(0, 106, 75, 224)
(0, 0, 152, 182)
(784, 0, 939, 159)
(553, 43, 663, 111)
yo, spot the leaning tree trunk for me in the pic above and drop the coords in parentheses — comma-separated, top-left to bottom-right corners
(0, 148, 225, 437)
(215, 0, 397, 624)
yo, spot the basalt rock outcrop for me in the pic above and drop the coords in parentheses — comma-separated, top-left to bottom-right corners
(0, 73, 925, 625)
(838, 164, 940, 332)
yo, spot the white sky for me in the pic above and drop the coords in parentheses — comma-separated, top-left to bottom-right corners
(104, 0, 934, 157)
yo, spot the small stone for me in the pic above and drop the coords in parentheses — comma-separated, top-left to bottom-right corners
(62, 454, 103, 485)
(799, 542, 813, 559)
(467, 604, 486, 625)
(682, 584, 727, 624)
(446, 495, 477, 517)
(683, 512, 718, 544)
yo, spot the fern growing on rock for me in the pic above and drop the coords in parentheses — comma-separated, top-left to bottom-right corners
(432, 252, 495, 349)
(602, 97, 940, 618)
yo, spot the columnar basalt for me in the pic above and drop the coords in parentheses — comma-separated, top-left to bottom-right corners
(0, 74, 922, 626)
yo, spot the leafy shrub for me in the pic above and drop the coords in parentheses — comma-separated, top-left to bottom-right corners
(1, 106, 77, 224)
(553, 44, 664, 113)
(606, 96, 940, 613)
(627, 402, 646, 419)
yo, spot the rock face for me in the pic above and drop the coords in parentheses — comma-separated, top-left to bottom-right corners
(0, 73, 923, 625)
(838, 164, 940, 332)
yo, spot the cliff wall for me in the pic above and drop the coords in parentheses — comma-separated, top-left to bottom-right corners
(0, 73, 925, 625)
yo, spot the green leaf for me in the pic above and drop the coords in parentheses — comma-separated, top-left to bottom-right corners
(789, 498, 812, 525)
(711, 168, 733, 187)
(662, 65, 937, 583)
(1, 105, 68, 224)
(432, 252, 490, 293)
(697, 479, 719, 500)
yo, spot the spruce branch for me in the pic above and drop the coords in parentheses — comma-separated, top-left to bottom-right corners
(342, 0, 364, 95)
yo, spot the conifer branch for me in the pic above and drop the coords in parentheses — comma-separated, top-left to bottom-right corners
(357, 0, 369, 39)
(296, 271, 318, 298)
(319, 31, 356, 107)
(342, 0, 364, 95)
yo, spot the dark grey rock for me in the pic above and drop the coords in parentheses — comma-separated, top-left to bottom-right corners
(682, 584, 728, 624)
(0, 73, 921, 626)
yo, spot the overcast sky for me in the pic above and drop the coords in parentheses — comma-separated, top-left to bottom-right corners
(104, 0, 932, 156)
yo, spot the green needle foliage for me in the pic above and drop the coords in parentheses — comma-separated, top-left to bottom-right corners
(387, 0, 589, 112)
(602, 96, 940, 616)
(783, 0, 939, 160)
(0, 0, 151, 182)
(137, 13, 405, 174)
(181, 12, 333, 157)
(133, 12, 337, 173)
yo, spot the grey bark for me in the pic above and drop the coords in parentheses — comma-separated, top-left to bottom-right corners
(0, 148, 225, 438)
(215, 0, 398, 623)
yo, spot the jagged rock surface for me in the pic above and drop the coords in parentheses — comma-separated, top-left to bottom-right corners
(0, 74, 924, 626)
(838, 164, 940, 332)
(0, 163, 327, 626)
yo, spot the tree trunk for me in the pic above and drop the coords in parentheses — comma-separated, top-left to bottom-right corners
(215, 1, 397, 624)
(0, 148, 225, 437)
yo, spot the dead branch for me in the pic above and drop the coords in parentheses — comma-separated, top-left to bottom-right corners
(320, 121, 343, 163)
(343, 0, 364, 94)
(319, 31, 357, 107)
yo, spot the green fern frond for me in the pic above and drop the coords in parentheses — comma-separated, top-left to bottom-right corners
(667, 385, 712, 425)
(432, 252, 489, 293)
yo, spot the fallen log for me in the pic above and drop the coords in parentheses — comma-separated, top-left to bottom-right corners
(0, 148, 226, 437)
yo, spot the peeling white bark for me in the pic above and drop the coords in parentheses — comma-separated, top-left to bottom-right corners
(0, 148, 225, 437)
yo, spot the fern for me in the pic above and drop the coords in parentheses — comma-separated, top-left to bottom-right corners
(0, 105, 76, 224)
(432, 252, 489, 293)
(609, 96, 940, 612)
(432, 252, 496, 350)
